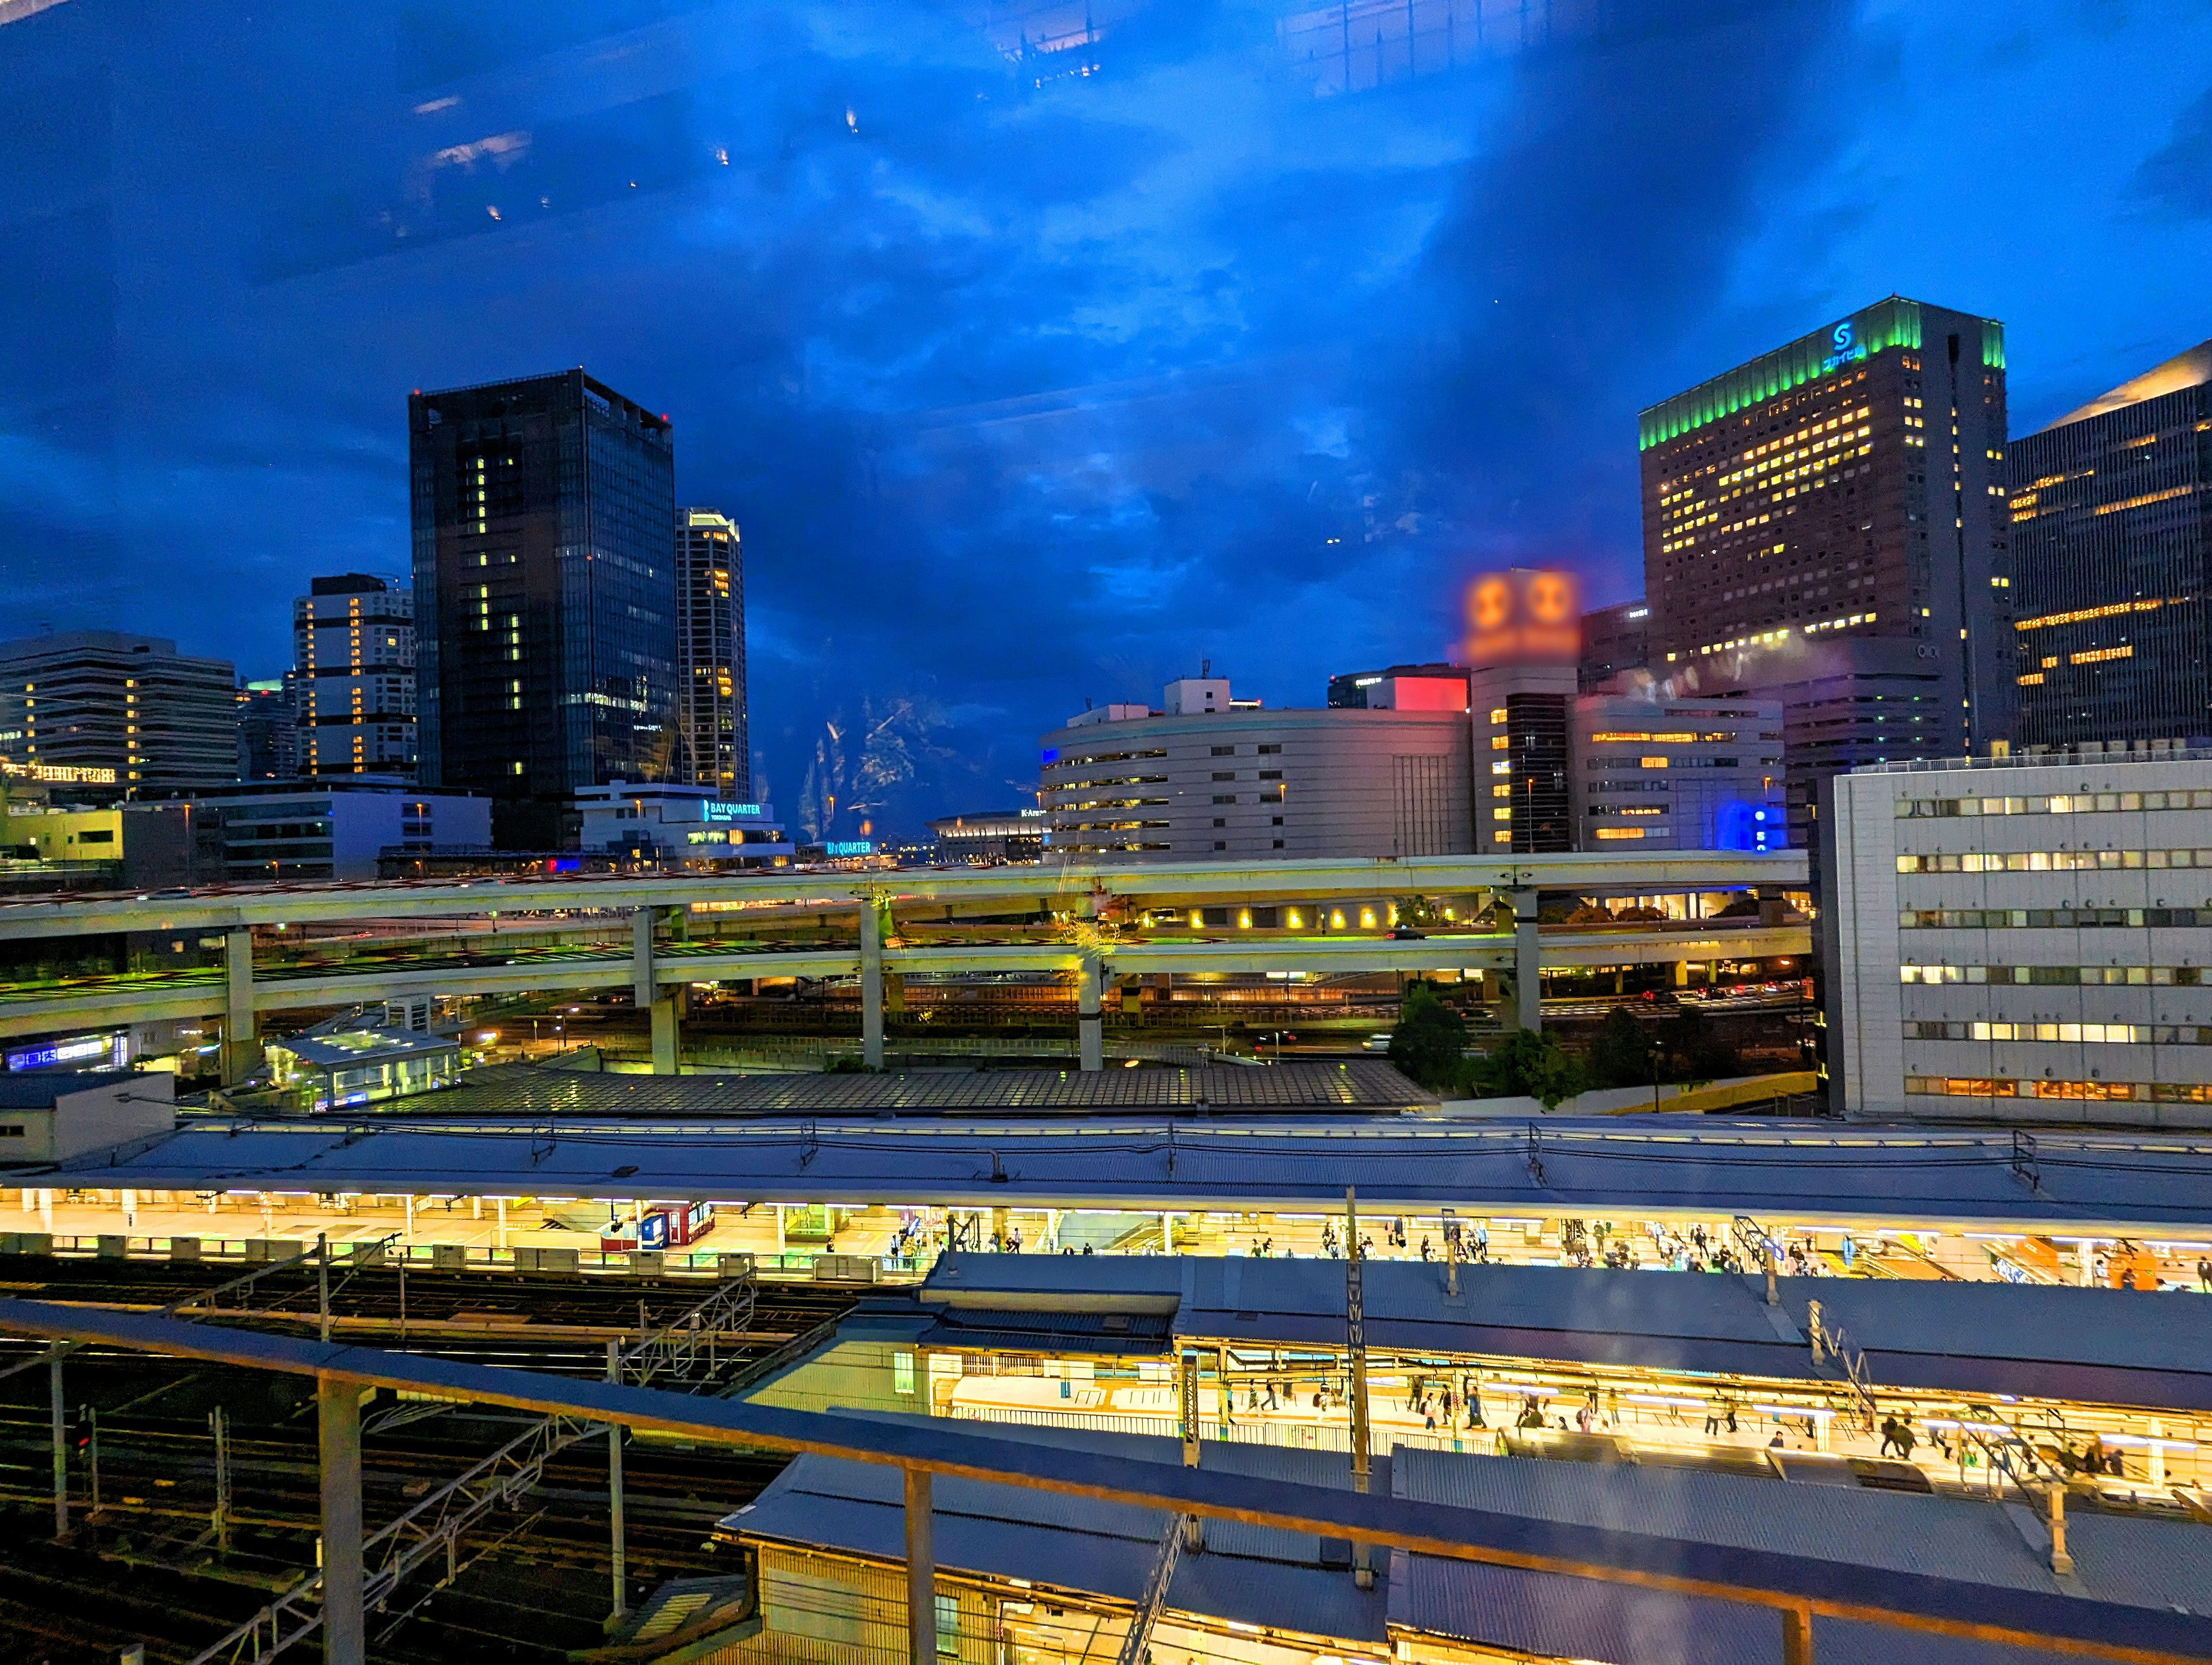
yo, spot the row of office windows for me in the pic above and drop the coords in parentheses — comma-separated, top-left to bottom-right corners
(1899, 963, 2205, 985)
(1896, 849, 2212, 873)
(1896, 789, 2212, 818)
(1906, 1020, 2212, 1045)
(1902, 907, 2212, 930)
(1904, 1077, 2212, 1103)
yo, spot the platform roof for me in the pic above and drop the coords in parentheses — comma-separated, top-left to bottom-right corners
(36, 1109, 2212, 1235)
(918, 1254, 2212, 1413)
(728, 1417, 2200, 1665)
(344, 1059, 1438, 1114)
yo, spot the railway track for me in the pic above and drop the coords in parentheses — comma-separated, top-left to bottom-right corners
(0, 1259, 859, 1662)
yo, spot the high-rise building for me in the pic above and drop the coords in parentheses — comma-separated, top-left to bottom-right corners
(236, 676, 299, 782)
(410, 370, 678, 849)
(2009, 340, 2212, 752)
(1469, 661, 1577, 853)
(1639, 296, 2013, 853)
(294, 574, 415, 779)
(0, 631, 238, 799)
(675, 508, 748, 796)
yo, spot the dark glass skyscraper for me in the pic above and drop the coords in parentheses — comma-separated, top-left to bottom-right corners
(410, 370, 677, 848)
(2009, 340, 2212, 750)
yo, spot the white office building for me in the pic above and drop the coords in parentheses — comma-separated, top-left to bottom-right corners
(1039, 677, 1472, 861)
(1825, 752, 2212, 1127)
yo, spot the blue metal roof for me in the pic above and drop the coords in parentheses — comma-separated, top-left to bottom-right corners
(920, 1254, 2212, 1413)
(41, 1113, 2212, 1233)
(729, 1417, 2195, 1665)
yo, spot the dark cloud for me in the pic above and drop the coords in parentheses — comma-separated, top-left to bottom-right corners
(2134, 85, 2212, 219)
(0, 0, 2197, 835)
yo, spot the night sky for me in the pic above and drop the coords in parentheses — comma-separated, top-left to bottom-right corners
(3, 0, 2209, 837)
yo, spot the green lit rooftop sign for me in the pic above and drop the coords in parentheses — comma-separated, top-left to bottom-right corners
(1638, 298, 2005, 452)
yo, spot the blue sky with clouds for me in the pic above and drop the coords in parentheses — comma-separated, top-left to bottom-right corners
(2, 0, 2209, 834)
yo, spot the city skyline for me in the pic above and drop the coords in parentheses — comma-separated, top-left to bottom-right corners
(2, 1, 2209, 835)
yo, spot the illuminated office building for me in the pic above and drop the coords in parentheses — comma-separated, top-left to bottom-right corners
(1570, 693, 1785, 851)
(675, 508, 748, 797)
(293, 573, 414, 779)
(2009, 339, 2212, 751)
(0, 630, 237, 799)
(410, 370, 677, 849)
(1639, 297, 2013, 853)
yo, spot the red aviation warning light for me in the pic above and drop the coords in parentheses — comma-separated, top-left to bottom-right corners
(1463, 568, 1581, 666)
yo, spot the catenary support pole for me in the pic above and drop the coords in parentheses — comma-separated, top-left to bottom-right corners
(317, 1374, 365, 1665)
(861, 896, 886, 1069)
(1510, 890, 1541, 1031)
(211, 1405, 230, 1553)
(904, 1466, 935, 1665)
(607, 1339, 627, 1621)
(1077, 951, 1105, 1072)
(222, 927, 256, 1084)
(1782, 1605, 1815, 1665)
(48, 1347, 65, 1537)
(1346, 1188, 1373, 1588)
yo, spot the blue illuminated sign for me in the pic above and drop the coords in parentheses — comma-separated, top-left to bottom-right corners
(1714, 802, 1782, 852)
(703, 801, 765, 822)
(6, 1033, 121, 1072)
(824, 840, 873, 857)
(1821, 318, 1866, 374)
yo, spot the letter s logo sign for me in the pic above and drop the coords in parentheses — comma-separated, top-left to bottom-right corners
(1832, 321, 1854, 353)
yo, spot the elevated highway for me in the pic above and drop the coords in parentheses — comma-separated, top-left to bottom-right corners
(0, 850, 1809, 1075)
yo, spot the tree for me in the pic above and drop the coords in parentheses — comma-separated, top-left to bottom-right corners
(1586, 1006, 1655, 1089)
(1476, 1027, 1590, 1111)
(1388, 983, 1467, 1093)
(1655, 1005, 1740, 1087)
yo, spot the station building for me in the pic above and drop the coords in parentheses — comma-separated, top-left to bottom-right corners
(714, 1252, 2212, 1665)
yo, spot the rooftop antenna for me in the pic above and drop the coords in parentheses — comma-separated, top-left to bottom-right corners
(1201, 657, 1212, 678)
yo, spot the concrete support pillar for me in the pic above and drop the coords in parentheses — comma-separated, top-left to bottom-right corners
(861, 897, 886, 1069)
(1510, 890, 1540, 1032)
(631, 908, 657, 1012)
(904, 1467, 935, 1665)
(650, 994, 680, 1076)
(1077, 951, 1104, 1072)
(317, 1374, 365, 1665)
(221, 928, 257, 1084)
(495, 1197, 507, 1250)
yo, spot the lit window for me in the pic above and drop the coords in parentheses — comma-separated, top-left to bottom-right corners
(1488, 707, 1508, 723)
